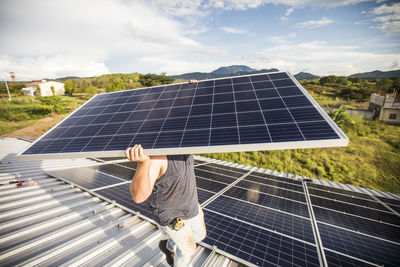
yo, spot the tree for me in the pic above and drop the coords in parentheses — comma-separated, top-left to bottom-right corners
(319, 75, 337, 85)
(139, 73, 174, 87)
(64, 79, 76, 96)
(348, 77, 362, 84)
(106, 79, 126, 92)
(50, 86, 55, 96)
(85, 86, 98, 96)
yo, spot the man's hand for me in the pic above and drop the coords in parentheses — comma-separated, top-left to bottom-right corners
(125, 144, 150, 163)
(125, 144, 167, 203)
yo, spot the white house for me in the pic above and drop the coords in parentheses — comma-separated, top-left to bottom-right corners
(23, 80, 65, 96)
(369, 93, 400, 125)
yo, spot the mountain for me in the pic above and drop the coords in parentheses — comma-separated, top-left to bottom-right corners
(169, 72, 219, 80)
(294, 72, 319, 80)
(349, 70, 400, 79)
(170, 65, 279, 80)
(211, 65, 257, 75)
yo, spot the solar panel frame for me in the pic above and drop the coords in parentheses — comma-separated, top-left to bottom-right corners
(17, 71, 349, 160)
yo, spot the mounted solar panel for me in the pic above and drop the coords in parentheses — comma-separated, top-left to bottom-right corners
(17, 72, 349, 159)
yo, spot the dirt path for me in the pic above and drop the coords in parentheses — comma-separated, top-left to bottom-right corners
(3, 114, 68, 138)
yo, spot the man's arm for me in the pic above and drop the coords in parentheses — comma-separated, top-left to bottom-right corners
(125, 144, 167, 203)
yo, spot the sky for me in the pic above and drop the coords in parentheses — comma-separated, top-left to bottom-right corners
(0, 0, 400, 81)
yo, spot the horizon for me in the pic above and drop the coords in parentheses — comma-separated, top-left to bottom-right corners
(4, 66, 400, 82)
(1, 0, 400, 81)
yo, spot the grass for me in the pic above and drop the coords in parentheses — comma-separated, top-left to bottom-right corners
(0, 95, 85, 135)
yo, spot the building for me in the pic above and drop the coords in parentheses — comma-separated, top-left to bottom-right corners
(22, 80, 65, 96)
(369, 93, 400, 125)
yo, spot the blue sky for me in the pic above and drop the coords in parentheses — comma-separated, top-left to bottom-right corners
(1, 0, 399, 80)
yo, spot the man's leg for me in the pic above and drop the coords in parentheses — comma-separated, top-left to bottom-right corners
(161, 221, 197, 267)
(188, 204, 207, 243)
(160, 205, 207, 267)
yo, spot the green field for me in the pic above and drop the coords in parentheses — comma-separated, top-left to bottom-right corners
(0, 95, 86, 135)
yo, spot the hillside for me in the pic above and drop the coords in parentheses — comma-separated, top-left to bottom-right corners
(294, 72, 319, 80)
(171, 65, 400, 81)
(170, 65, 279, 80)
(350, 69, 400, 79)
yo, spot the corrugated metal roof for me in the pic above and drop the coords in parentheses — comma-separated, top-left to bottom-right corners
(0, 138, 243, 267)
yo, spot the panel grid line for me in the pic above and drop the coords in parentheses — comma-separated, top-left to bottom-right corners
(151, 84, 184, 148)
(208, 80, 216, 146)
(230, 77, 241, 144)
(249, 76, 273, 142)
(203, 208, 317, 247)
(317, 220, 400, 245)
(323, 248, 380, 267)
(201, 169, 253, 208)
(217, 191, 313, 221)
(179, 82, 200, 147)
(129, 85, 172, 148)
(311, 194, 397, 216)
(367, 191, 400, 217)
(268, 75, 306, 141)
(311, 203, 400, 228)
(302, 180, 328, 267)
(102, 88, 163, 150)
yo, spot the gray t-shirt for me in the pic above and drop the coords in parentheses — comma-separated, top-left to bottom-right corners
(148, 154, 198, 226)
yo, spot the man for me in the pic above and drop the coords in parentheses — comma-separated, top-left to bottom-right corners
(125, 142, 206, 266)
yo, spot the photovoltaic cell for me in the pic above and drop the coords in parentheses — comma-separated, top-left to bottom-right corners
(224, 187, 310, 218)
(244, 174, 304, 192)
(202, 163, 249, 175)
(18, 72, 348, 160)
(313, 206, 400, 243)
(376, 196, 400, 206)
(324, 250, 376, 267)
(196, 177, 229, 193)
(310, 195, 400, 225)
(317, 223, 400, 266)
(235, 180, 307, 202)
(307, 183, 375, 201)
(95, 183, 153, 219)
(49, 167, 122, 190)
(89, 164, 135, 181)
(308, 187, 387, 210)
(197, 188, 214, 205)
(250, 172, 303, 185)
(204, 195, 315, 243)
(203, 210, 320, 267)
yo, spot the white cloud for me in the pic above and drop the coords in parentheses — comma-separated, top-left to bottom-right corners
(0, 0, 225, 80)
(297, 17, 334, 28)
(281, 7, 295, 22)
(268, 32, 297, 44)
(371, 3, 400, 34)
(0, 55, 110, 80)
(241, 41, 400, 76)
(204, 0, 371, 10)
(220, 27, 247, 34)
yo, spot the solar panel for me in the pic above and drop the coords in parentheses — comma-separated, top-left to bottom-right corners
(17, 72, 348, 160)
(49, 167, 124, 190)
